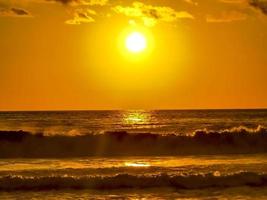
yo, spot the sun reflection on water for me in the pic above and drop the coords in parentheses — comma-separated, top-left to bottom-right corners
(124, 162, 151, 167)
(122, 110, 151, 125)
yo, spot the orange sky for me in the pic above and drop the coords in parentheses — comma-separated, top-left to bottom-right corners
(0, 0, 267, 110)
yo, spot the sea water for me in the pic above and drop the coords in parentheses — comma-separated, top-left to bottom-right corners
(0, 110, 267, 199)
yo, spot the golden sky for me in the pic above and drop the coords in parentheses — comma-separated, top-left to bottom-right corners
(0, 0, 267, 110)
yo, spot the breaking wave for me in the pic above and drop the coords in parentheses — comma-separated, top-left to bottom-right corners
(0, 125, 267, 157)
(0, 172, 267, 191)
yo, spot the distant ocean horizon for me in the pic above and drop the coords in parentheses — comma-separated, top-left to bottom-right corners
(1, 109, 267, 135)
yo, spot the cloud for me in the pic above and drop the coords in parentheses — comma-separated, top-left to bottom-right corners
(11, 7, 29, 15)
(0, 7, 31, 17)
(249, 0, 267, 14)
(45, 0, 108, 6)
(65, 8, 95, 24)
(206, 10, 247, 22)
(113, 2, 194, 27)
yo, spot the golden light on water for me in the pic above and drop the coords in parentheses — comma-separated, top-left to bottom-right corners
(123, 111, 151, 125)
(124, 162, 151, 167)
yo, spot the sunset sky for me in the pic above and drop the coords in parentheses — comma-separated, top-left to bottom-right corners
(0, 0, 267, 110)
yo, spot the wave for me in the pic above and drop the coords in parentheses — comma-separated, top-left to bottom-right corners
(0, 125, 267, 157)
(0, 172, 267, 191)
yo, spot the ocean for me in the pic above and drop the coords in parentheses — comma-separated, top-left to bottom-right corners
(0, 109, 267, 199)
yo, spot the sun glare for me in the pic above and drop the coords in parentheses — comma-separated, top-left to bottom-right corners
(118, 26, 153, 60)
(124, 162, 150, 167)
(126, 32, 147, 53)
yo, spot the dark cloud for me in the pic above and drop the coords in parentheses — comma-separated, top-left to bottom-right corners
(249, 0, 267, 14)
(45, 0, 108, 6)
(0, 7, 31, 17)
(113, 2, 194, 27)
(11, 8, 29, 15)
(65, 8, 96, 24)
(46, 0, 77, 4)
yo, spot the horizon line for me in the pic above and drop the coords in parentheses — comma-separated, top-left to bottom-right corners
(0, 108, 267, 112)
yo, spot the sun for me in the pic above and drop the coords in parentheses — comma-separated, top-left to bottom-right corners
(125, 32, 147, 53)
(118, 27, 153, 59)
